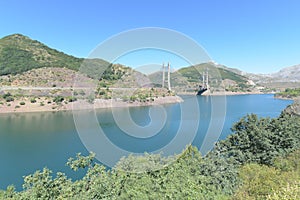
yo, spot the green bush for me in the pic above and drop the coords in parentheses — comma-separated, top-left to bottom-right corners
(5, 96, 14, 102)
(2, 92, 11, 99)
(20, 102, 25, 105)
(98, 90, 106, 95)
(87, 95, 94, 104)
(30, 98, 36, 103)
(53, 96, 64, 104)
(234, 150, 300, 199)
(67, 96, 77, 102)
(79, 90, 86, 96)
(130, 95, 137, 102)
(3, 92, 14, 102)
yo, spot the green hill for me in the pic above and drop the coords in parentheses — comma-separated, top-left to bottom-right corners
(0, 34, 82, 75)
(148, 62, 251, 93)
(178, 62, 248, 84)
(0, 34, 111, 78)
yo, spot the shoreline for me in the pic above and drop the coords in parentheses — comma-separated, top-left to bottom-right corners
(0, 96, 183, 114)
(273, 95, 300, 101)
(203, 91, 266, 96)
(178, 90, 272, 96)
(0, 92, 292, 114)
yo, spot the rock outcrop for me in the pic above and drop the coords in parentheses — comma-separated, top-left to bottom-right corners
(284, 99, 300, 116)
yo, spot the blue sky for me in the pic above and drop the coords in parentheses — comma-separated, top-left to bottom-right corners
(0, 0, 299, 73)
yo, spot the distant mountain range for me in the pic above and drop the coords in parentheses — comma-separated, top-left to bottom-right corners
(219, 64, 300, 89)
(0, 34, 299, 90)
(219, 63, 300, 84)
(261, 64, 300, 83)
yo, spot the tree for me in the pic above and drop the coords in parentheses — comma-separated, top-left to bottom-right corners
(53, 96, 64, 104)
(234, 164, 281, 199)
(234, 150, 300, 200)
(266, 181, 300, 200)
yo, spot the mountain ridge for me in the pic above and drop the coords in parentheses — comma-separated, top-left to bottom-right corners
(1, 34, 299, 91)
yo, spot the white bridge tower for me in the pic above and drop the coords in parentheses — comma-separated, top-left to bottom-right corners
(162, 62, 171, 91)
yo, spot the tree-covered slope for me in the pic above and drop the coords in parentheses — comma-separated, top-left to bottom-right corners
(0, 34, 83, 75)
(0, 34, 111, 77)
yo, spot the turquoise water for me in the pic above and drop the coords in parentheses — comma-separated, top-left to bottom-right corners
(0, 94, 293, 190)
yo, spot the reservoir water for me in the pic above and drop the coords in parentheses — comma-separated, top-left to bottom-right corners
(0, 94, 293, 190)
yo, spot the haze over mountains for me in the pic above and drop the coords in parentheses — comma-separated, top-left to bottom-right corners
(215, 63, 300, 83)
(262, 64, 300, 82)
(0, 34, 299, 90)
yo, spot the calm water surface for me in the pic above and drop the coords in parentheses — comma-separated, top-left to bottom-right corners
(0, 94, 293, 190)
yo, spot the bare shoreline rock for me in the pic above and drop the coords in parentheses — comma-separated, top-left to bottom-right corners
(0, 96, 183, 114)
(283, 98, 300, 116)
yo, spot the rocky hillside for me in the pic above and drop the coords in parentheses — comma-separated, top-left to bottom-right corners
(0, 67, 96, 87)
(283, 99, 300, 116)
(269, 64, 300, 82)
(245, 65, 300, 84)
(224, 64, 300, 82)
(218, 63, 300, 90)
(248, 65, 300, 90)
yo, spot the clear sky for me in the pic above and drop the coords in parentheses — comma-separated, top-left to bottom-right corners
(0, 0, 299, 73)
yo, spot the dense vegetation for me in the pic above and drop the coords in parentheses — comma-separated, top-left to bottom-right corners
(0, 34, 83, 75)
(276, 88, 300, 98)
(0, 106, 299, 199)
